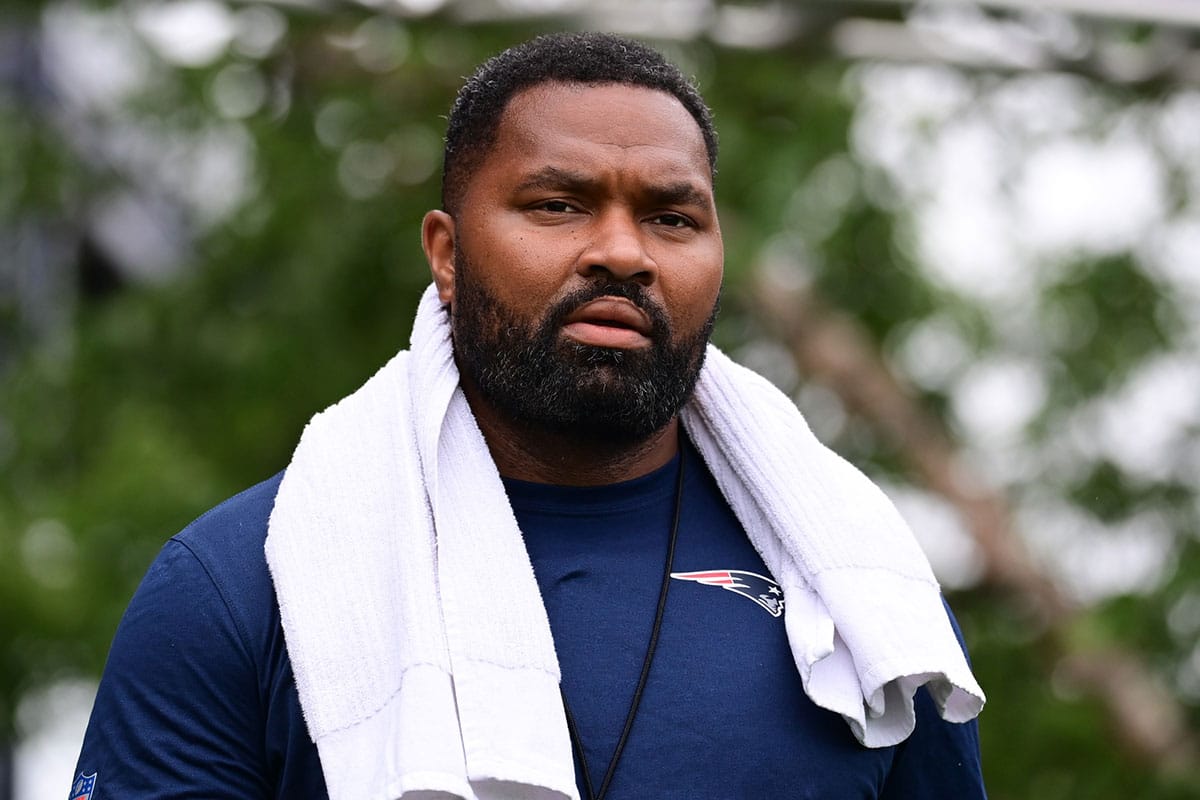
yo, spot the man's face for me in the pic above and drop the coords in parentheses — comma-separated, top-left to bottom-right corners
(433, 82, 724, 442)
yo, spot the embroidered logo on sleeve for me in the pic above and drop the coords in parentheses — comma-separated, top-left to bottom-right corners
(670, 570, 784, 617)
(69, 772, 97, 800)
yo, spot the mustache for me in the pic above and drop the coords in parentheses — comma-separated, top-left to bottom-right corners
(543, 281, 671, 339)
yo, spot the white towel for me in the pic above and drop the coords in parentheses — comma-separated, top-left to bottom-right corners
(266, 284, 984, 800)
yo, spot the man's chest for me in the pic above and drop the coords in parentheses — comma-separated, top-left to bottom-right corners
(519, 467, 896, 799)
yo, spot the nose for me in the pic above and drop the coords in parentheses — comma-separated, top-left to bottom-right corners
(577, 209, 656, 285)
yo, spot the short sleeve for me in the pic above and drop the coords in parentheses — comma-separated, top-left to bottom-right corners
(879, 685, 987, 799)
(72, 540, 272, 799)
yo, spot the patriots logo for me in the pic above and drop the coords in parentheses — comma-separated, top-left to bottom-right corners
(69, 772, 96, 800)
(670, 570, 785, 617)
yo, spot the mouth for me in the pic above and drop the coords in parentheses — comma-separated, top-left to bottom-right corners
(560, 297, 653, 349)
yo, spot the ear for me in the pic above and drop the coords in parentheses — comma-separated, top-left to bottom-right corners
(422, 210, 456, 305)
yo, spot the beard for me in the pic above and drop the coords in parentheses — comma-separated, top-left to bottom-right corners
(450, 255, 718, 445)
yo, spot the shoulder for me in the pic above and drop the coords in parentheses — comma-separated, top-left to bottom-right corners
(74, 472, 326, 798)
(173, 472, 283, 571)
(881, 596, 987, 798)
(157, 472, 285, 662)
(167, 473, 285, 629)
(98, 472, 290, 693)
(106, 471, 288, 675)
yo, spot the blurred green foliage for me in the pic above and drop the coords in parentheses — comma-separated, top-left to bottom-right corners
(1, 4, 1198, 798)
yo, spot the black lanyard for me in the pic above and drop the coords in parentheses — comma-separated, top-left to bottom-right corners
(560, 452, 684, 800)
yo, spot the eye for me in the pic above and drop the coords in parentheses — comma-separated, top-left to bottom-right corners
(650, 212, 694, 229)
(536, 199, 577, 213)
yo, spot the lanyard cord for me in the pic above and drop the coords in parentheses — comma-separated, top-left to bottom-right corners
(561, 451, 685, 800)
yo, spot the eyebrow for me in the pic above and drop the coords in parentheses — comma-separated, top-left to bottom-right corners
(513, 166, 712, 209)
(644, 181, 711, 210)
(513, 166, 595, 194)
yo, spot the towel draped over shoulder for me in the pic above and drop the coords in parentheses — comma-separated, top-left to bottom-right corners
(265, 284, 985, 800)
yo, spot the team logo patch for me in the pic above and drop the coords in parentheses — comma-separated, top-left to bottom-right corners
(670, 570, 784, 617)
(69, 772, 97, 800)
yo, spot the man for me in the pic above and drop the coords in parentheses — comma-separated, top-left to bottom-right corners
(73, 32, 985, 799)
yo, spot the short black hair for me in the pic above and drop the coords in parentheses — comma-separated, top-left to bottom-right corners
(441, 31, 718, 214)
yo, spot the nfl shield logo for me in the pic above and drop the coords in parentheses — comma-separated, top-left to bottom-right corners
(69, 772, 96, 800)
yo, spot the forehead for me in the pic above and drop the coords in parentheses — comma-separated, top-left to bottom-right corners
(473, 82, 712, 193)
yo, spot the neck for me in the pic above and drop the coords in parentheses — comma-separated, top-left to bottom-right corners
(461, 381, 680, 486)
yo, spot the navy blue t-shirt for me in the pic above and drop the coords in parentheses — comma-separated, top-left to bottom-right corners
(508, 439, 985, 799)
(74, 442, 985, 799)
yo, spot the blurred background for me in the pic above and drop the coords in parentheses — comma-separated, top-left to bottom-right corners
(2, 0, 1199, 797)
